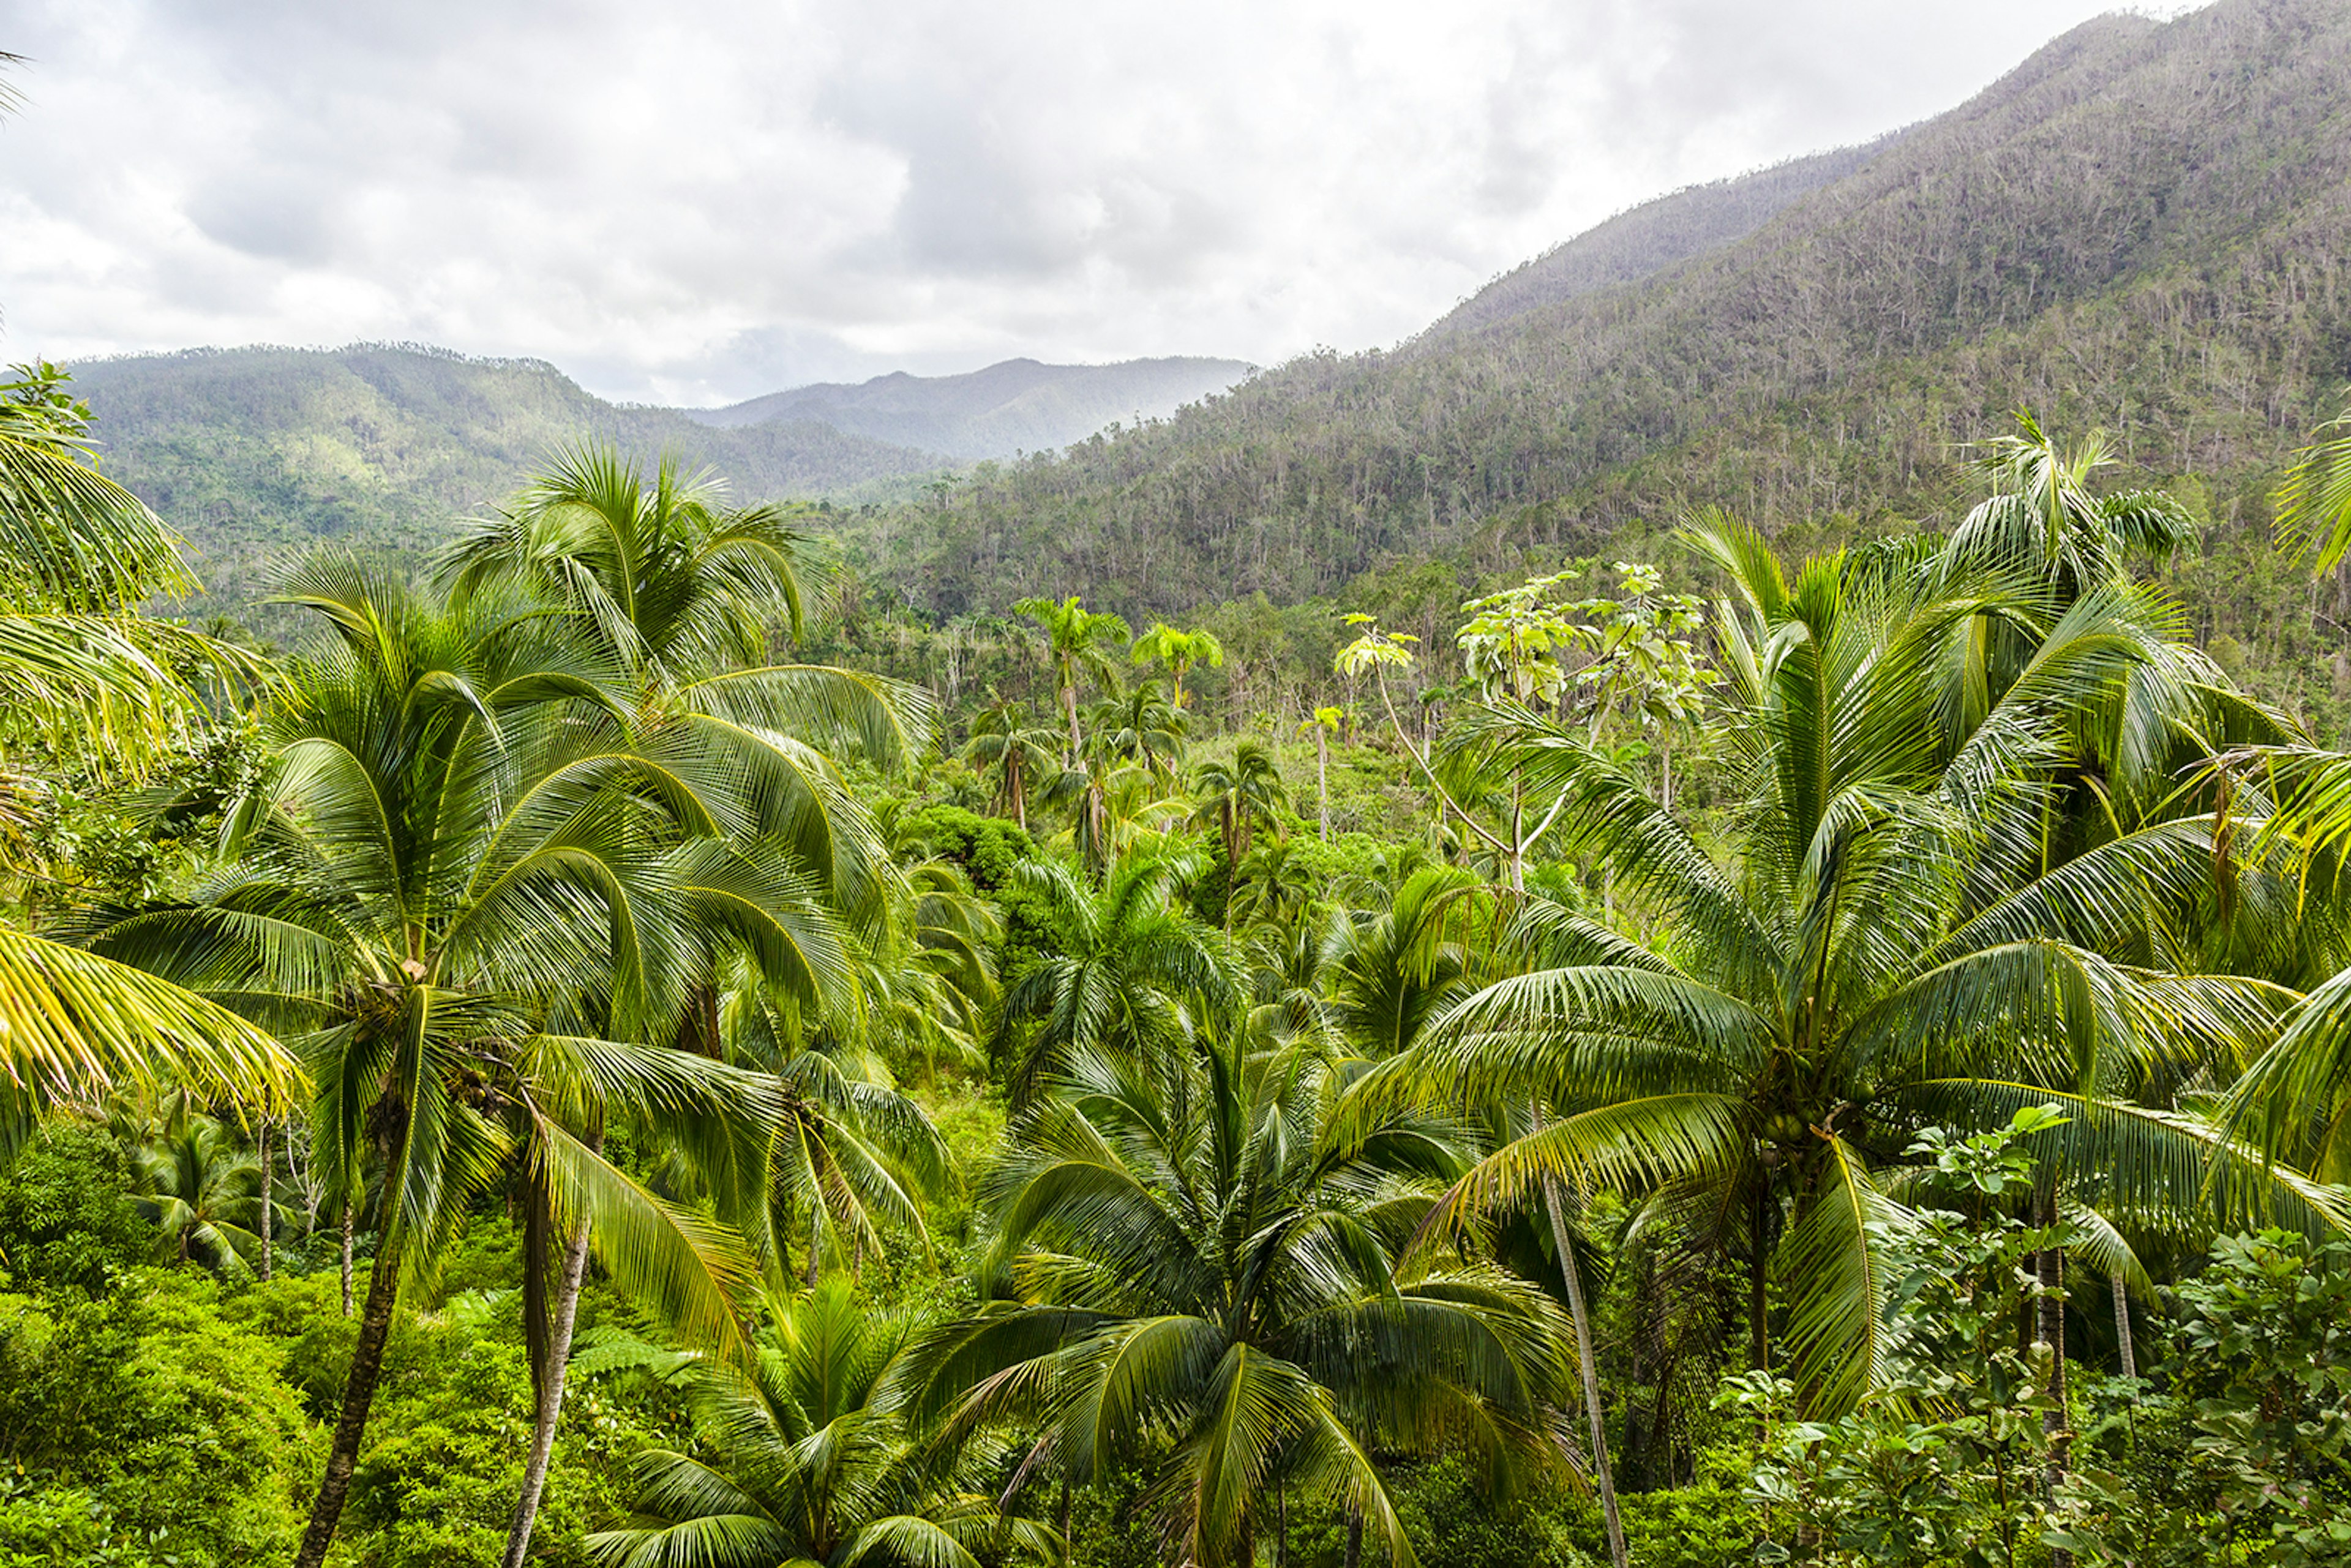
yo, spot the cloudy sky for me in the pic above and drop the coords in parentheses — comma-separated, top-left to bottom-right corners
(3, 1, 2162, 405)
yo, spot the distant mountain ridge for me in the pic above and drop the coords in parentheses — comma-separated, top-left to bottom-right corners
(62, 345, 1250, 612)
(689, 356, 1253, 459)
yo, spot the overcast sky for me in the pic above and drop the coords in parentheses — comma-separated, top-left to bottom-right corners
(2, 1, 2166, 405)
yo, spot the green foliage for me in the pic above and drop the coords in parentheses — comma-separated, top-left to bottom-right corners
(0, 1124, 151, 1294)
(2056, 1229, 2351, 1568)
(0, 1270, 312, 1566)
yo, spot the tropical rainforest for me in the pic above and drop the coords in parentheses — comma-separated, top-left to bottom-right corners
(12, 3, 2351, 1567)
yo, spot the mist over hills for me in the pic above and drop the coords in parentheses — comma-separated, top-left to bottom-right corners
(688, 356, 1252, 459)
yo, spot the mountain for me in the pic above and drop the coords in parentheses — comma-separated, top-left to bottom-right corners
(866, 0, 2351, 677)
(66, 343, 948, 612)
(1422, 135, 1906, 340)
(689, 356, 1253, 459)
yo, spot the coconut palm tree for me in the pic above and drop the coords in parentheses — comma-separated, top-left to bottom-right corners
(993, 849, 1237, 1100)
(90, 560, 815, 1568)
(1014, 595, 1131, 766)
(961, 698, 1058, 832)
(902, 1033, 1577, 1568)
(1087, 678, 1189, 781)
(719, 976, 953, 1285)
(1131, 621, 1224, 710)
(590, 1280, 1057, 1568)
(129, 1111, 270, 1274)
(1190, 738, 1291, 874)
(441, 443, 931, 930)
(1360, 516, 2331, 1419)
(0, 361, 298, 1133)
(440, 447, 943, 1564)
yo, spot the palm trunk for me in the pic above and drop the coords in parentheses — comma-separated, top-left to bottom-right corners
(1062, 676, 1081, 768)
(2035, 1188, 2072, 1552)
(806, 1209, 823, 1286)
(2111, 1272, 2137, 1389)
(258, 1119, 273, 1282)
(339, 1199, 354, 1318)
(1343, 1509, 1362, 1568)
(1749, 1187, 1770, 1374)
(1543, 1174, 1627, 1568)
(294, 1240, 402, 1568)
(502, 1212, 593, 1568)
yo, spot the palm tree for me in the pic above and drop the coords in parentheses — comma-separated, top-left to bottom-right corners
(902, 1035, 1577, 1568)
(0, 361, 299, 1133)
(442, 443, 931, 929)
(589, 1281, 1057, 1568)
(961, 698, 1057, 831)
(1087, 678, 1189, 781)
(129, 1111, 270, 1274)
(92, 560, 798, 1568)
(1014, 595, 1131, 765)
(993, 850, 1236, 1099)
(1322, 866, 1486, 1063)
(1363, 516, 2330, 1418)
(720, 977, 953, 1284)
(441, 447, 939, 1564)
(1131, 621, 1224, 709)
(1190, 738, 1291, 872)
(1229, 837, 1313, 933)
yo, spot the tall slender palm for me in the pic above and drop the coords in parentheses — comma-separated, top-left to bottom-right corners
(993, 850, 1237, 1100)
(1363, 516, 2331, 1416)
(1014, 595, 1131, 765)
(590, 1281, 1057, 1568)
(961, 698, 1057, 831)
(440, 446, 934, 1564)
(902, 1035, 1577, 1568)
(92, 561, 800, 1567)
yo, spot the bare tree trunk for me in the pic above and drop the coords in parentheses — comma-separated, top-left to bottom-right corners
(339, 1199, 355, 1318)
(1315, 727, 1329, 841)
(2112, 1272, 2137, 1389)
(501, 1214, 593, 1568)
(258, 1118, 274, 1282)
(295, 1241, 402, 1568)
(1543, 1174, 1628, 1568)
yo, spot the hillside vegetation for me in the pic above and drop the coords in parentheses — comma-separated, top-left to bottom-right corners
(867, 1, 2351, 686)
(66, 345, 945, 611)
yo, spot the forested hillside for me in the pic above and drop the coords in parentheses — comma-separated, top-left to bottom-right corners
(868, 0, 2351, 710)
(66, 345, 947, 611)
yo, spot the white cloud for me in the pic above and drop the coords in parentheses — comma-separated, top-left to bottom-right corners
(1, 0, 2153, 403)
